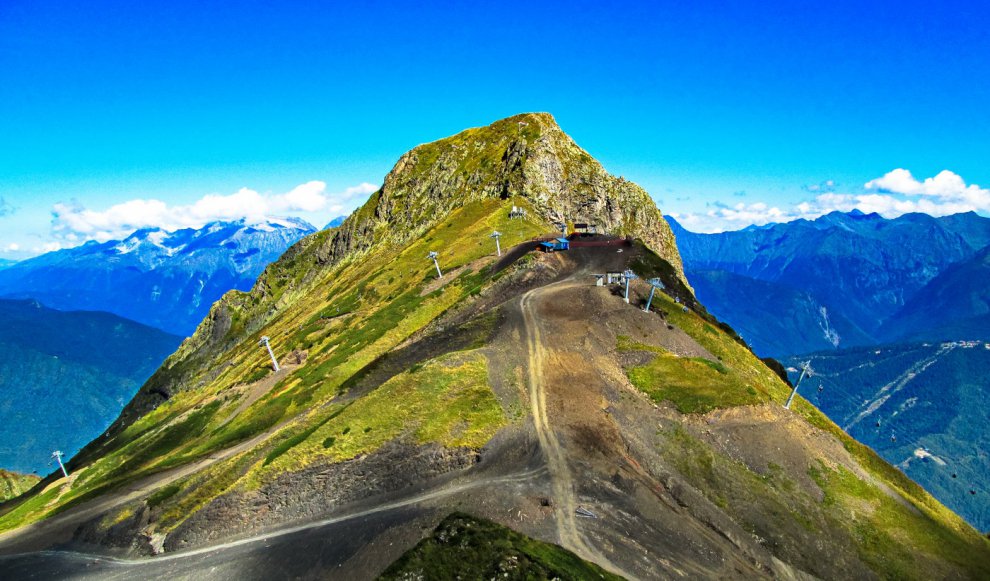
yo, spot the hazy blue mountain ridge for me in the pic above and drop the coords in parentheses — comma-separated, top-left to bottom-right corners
(669, 210, 990, 356)
(0, 299, 181, 474)
(0, 218, 315, 336)
(879, 245, 990, 343)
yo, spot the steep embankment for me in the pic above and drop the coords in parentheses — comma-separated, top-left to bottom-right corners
(1, 114, 987, 579)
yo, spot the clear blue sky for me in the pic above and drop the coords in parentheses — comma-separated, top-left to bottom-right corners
(2, 1, 989, 253)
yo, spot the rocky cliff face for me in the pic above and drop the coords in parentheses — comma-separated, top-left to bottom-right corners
(96, 113, 683, 435)
(319, 112, 681, 280)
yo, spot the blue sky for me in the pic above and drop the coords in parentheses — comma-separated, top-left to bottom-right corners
(2, 1, 989, 255)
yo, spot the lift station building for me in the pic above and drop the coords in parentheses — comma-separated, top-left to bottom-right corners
(539, 237, 571, 252)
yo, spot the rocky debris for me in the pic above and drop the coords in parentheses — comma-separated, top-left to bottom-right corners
(160, 441, 480, 552)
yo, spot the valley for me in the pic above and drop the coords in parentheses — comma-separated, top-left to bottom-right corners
(786, 340, 990, 532)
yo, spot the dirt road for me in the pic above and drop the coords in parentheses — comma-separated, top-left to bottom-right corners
(520, 282, 628, 577)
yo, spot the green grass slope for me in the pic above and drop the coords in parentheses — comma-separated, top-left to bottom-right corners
(378, 512, 623, 581)
(0, 198, 548, 534)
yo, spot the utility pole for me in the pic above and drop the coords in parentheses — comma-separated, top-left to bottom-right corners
(490, 230, 502, 256)
(51, 450, 68, 478)
(428, 251, 443, 278)
(623, 270, 637, 304)
(784, 361, 813, 409)
(643, 278, 664, 312)
(259, 335, 280, 372)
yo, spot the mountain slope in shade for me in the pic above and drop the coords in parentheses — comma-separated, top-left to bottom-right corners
(880, 244, 990, 343)
(0, 114, 987, 580)
(0, 299, 181, 474)
(786, 341, 990, 532)
(669, 210, 990, 355)
(0, 218, 315, 336)
(687, 268, 872, 355)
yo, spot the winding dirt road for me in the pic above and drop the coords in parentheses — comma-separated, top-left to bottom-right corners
(0, 466, 547, 575)
(520, 283, 626, 576)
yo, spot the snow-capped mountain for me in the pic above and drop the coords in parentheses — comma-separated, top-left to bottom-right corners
(324, 215, 347, 229)
(0, 218, 316, 335)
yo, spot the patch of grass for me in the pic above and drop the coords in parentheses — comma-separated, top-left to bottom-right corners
(379, 512, 623, 581)
(0, 470, 40, 502)
(809, 463, 990, 580)
(252, 351, 505, 481)
(655, 293, 791, 404)
(0, 487, 60, 533)
(100, 401, 222, 483)
(626, 350, 765, 414)
(264, 405, 348, 466)
(146, 483, 182, 508)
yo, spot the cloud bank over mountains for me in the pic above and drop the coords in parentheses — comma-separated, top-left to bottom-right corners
(48, 181, 378, 247)
(672, 169, 990, 233)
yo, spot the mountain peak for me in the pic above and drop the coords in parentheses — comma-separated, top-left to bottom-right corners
(348, 112, 683, 279)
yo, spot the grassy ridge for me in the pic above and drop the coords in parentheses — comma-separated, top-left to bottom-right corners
(618, 334, 765, 414)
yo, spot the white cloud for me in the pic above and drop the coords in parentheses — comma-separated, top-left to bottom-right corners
(2, 243, 19, 252)
(672, 169, 990, 233)
(50, 181, 379, 245)
(33, 241, 63, 254)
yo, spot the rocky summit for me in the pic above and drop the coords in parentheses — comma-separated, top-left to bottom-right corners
(1, 114, 988, 580)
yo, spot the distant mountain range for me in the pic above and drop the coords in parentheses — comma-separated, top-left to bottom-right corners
(0, 259, 17, 270)
(0, 299, 181, 474)
(324, 215, 347, 229)
(0, 218, 315, 336)
(669, 210, 990, 356)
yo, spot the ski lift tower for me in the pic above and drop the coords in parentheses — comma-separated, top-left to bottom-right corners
(490, 230, 502, 257)
(259, 335, 280, 372)
(622, 270, 637, 303)
(643, 278, 665, 312)
(51, 450, 68, 478)
(428, 251, 443, 278)
(784, 361, 813, 409)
